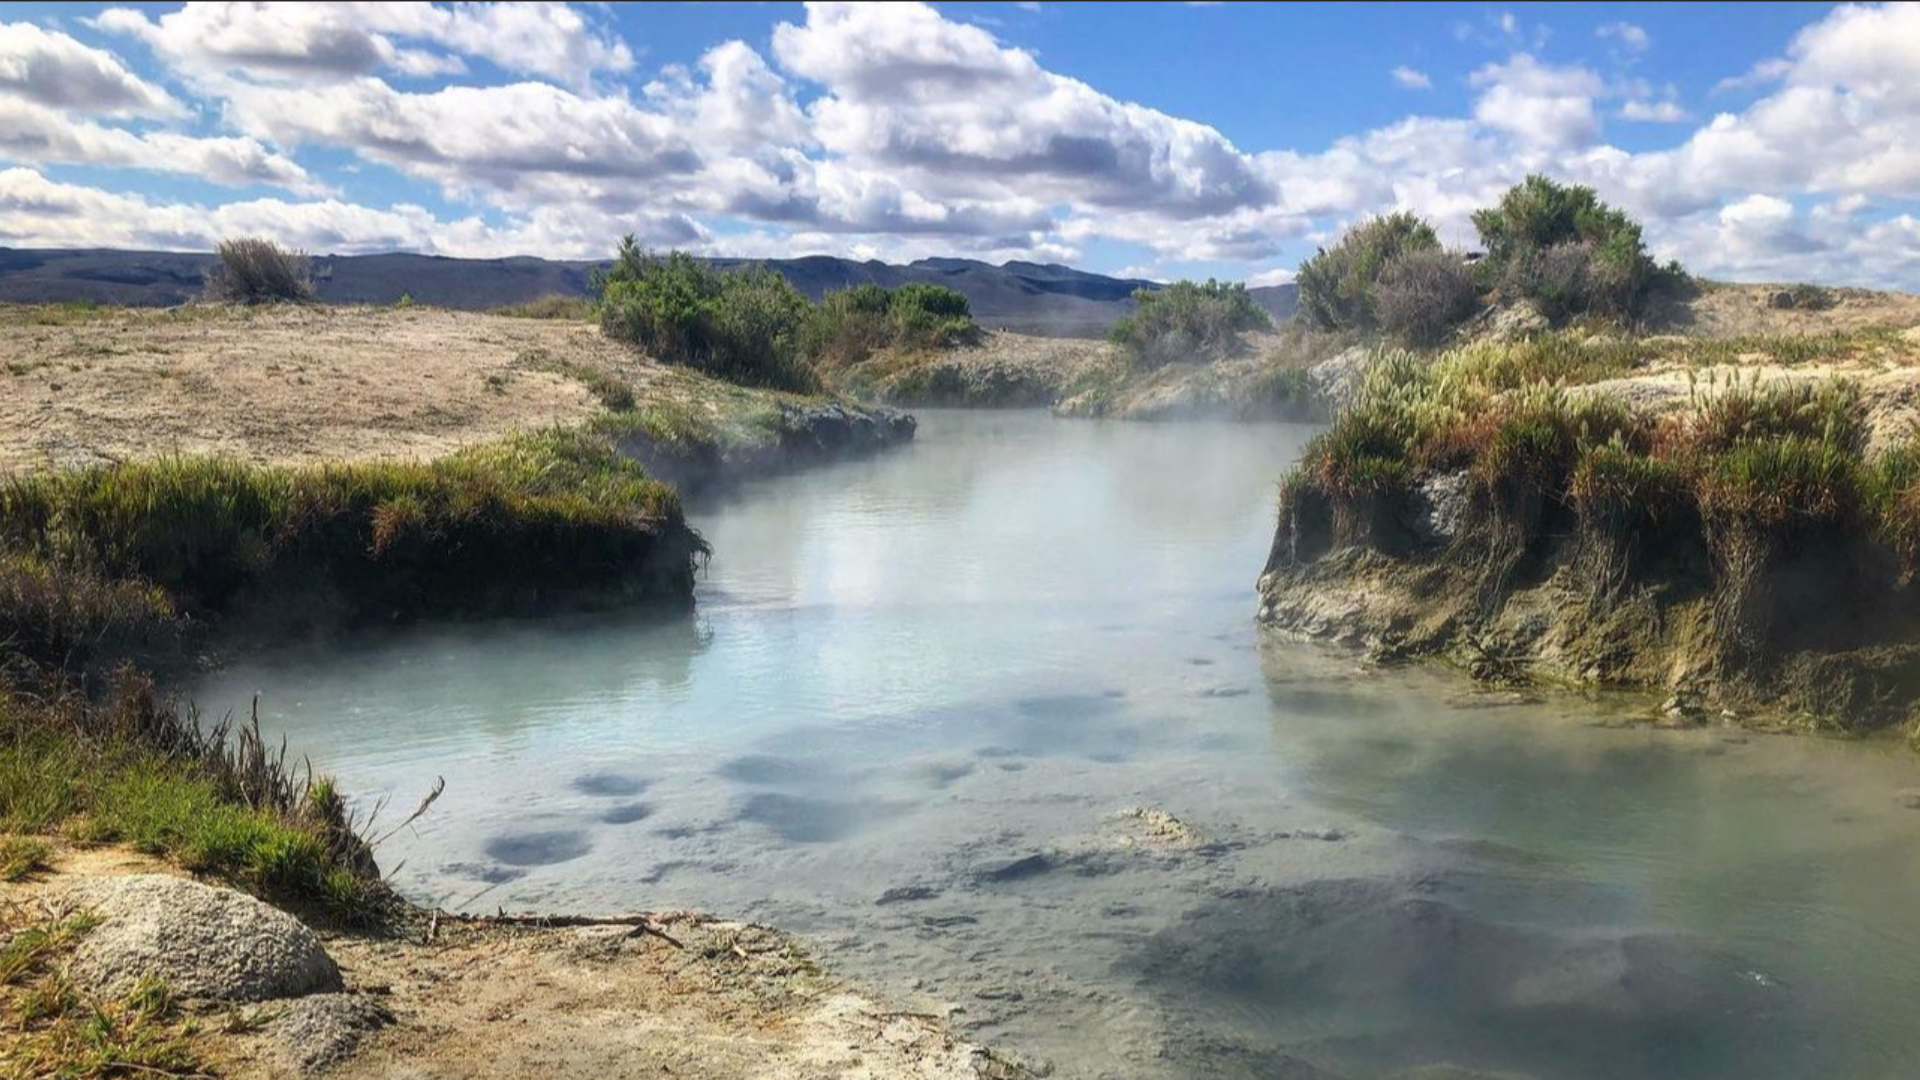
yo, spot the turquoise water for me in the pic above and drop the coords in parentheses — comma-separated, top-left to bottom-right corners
(195, 410, 1920, 1080)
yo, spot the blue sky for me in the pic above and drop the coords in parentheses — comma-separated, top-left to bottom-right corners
(1, 2, 1916, 288)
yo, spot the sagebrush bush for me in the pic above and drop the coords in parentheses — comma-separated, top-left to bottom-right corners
(204, 237, 315, 305)
(1296, 213, 1442, 333)
(1471, 175, 1658, 321)
(1109, 279, 1271, 367)
(1375, 249, 1479, 347)
(594, 239, 982, 389)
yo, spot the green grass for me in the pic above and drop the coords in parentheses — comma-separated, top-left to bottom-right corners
(1282, 333, 1920, 592)
(0, 835, 51, 881)
(0, 679, 388, 924)
(0, 427, 695, 628)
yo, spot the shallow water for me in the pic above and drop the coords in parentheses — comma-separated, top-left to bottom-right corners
(195, 410, 1920, 1080)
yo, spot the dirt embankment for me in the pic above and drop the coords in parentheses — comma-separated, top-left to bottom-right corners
(1259, 285, 1920, 737)
(1, 845, 1027, 1080)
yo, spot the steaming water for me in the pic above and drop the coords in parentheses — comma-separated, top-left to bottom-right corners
(194, 411, 1920, 1080)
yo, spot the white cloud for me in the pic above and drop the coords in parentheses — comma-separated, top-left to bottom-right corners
(1619, 99, 1689, 123)
(1714, 57, 1791, 95)
(0, 98, 319, 192)
(1469, 53, 1603, 150)
(1247, 266, 1296, 287)
(1391, 66, 1432, 90)
(0, 22, 179, 116)
(0, 0, 1916, 290)
(771, 1, 1272, 219)
(94, 1, 631, 86)
(223, 77, 702, 203)
(1597, 22, 1650, 53)
(0, 165, 697, 259)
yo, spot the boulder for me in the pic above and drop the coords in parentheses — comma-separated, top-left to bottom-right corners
(58, 874, 342, 1002)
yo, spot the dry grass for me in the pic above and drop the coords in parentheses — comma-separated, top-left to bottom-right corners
(0, 306, 608, 474)
(0, 905, 211, 1080)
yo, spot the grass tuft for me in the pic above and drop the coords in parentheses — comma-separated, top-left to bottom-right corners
(2, 907, 210, 1080)
(0, 835, 51, 882)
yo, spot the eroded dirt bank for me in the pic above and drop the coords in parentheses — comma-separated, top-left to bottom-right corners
(1258, 289, 1920, 738)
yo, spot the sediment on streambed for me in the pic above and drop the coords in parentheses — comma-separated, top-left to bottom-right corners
(1258, 343, 1920, 738)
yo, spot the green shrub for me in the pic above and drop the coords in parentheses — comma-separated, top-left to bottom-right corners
(596, 239, 819, 393)
(1471, 175, 1658, 321)
(803, 281, 977, 368)
(1109, 279, 1271, 367)
(1296, 213, 1442, 333)
(884, 282, 975, 345)
(1375, 249, 1479, 347)
(204, 237, 315, 305)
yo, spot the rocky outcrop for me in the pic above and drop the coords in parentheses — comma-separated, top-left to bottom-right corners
(58, 874, 342, 1002)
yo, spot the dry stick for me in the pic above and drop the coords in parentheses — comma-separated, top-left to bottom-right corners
(371, 776, 446, 850)
(464, 911, 686, 949)
(99, 1064, 215, 1080)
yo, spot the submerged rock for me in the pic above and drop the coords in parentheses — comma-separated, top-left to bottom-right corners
(59, 874, 341, 1002)
(1128, 877, 1788, 1078)
(975, 854, 1054, 883)
(1112, 806, 1206, 849)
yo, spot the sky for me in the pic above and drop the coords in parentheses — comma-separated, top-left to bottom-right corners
(1, 1, 1917, 288)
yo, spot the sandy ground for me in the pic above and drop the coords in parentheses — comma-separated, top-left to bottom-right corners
(1570, 326, 1920, 453)
(2, 845, 1028, 1080)
(1677, 282, 1920, 337)
(0, 305, 659, 473)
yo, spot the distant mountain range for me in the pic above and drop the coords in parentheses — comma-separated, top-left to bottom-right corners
(0, 247, 1298, 339)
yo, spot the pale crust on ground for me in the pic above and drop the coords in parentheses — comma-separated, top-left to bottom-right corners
(1679, 283, 1920, 337)
(1, 844, 1026, 1080)
(0, 306, 660, 474)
